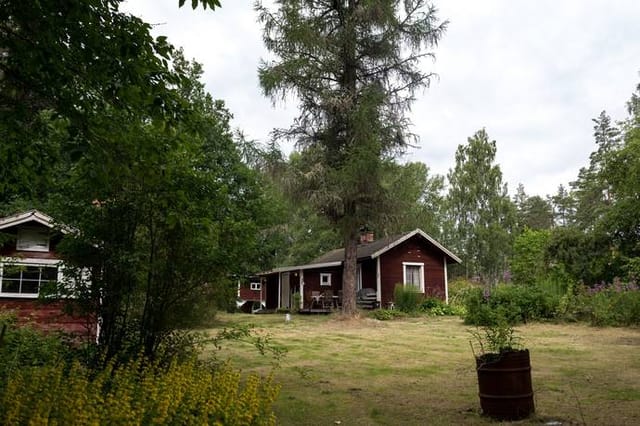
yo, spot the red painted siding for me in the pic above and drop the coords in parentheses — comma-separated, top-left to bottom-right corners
(379, 235, 446, 305)
(0, 299, 96, 338)
(239, 287, 263, 302)
(302, 267, 342, 307)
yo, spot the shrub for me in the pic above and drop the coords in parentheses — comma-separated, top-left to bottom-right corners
(393, 284, 423, 313)
(582, 281, 640, 326)
(447, 278, 476, 308)
(511, 228, 550, 286)
(419, 297, 463, 316)
(0, 314, 71, 390)
(0, 357, 280, 425)
(371, 309, 406, 321)
(469, 315, 523, 357)
(463, 284, 560, 326)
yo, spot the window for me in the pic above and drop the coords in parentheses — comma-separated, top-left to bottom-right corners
(0, 263, 58, 297)
(403, 262, 424, 292)
(320, 273, 331, 286)
(16, 227, 50, 252)
(250, 282, 261, 291)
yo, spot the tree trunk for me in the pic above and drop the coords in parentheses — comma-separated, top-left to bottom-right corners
(341, 230, 358, 316)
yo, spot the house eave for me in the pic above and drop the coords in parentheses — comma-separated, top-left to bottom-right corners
(370, 229, 462, 264)
(257, 261, 342, 276)
(0, 210, 71, 234)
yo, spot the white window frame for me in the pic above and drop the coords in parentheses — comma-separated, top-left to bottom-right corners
(250, 282, 261, 291)
(16, 227, 50, 252)
(402, 262, 424, 292)
(320, 273, 331, 287)
(0, 259, 61, 298)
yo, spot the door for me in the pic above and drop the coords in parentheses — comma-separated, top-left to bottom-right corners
(281, 272, 290, 309)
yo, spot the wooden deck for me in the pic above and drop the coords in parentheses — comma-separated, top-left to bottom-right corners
(298, 308, 333, 315)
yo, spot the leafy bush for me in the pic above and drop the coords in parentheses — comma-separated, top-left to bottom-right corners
(0, 357, 280, 425)
(371, 309, 406, 321)
(0, 314, 71, 389)
(463, 284, 560, 326)
(511, 228, 550, 286)
(393, 284, 423, 313)
(558, 280, 640, 326)
(419, 297, 463, 316)
(469, 315, 523, 357)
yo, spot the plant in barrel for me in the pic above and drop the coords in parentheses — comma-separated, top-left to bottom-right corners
(470, 313, 535, 420)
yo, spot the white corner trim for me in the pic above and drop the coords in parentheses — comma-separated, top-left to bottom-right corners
(376, 257, 381, 302)
(444, 256, 449, 304)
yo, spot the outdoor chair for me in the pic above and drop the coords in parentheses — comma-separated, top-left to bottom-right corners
(311, 291, 322, 308)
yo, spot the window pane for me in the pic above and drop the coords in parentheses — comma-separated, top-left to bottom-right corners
(41, 267, 58, 281)
(2, 279, 20, 293)
(2, 266, 22, 279)
(406, 265, 421, 289)
(21, 281, 39, 294)
(22, 266, 41, 281)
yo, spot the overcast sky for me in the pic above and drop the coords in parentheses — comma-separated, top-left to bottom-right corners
(122, 0, 640, 197)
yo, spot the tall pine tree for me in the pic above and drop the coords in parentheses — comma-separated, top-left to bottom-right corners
(256, 0, 447, 314)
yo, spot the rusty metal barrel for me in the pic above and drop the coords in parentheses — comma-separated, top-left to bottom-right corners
(475, 349, 535, 420)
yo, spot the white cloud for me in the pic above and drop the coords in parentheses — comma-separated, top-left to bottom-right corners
(122, 0, 640, 196)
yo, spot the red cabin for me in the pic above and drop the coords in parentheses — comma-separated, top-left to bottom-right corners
(0, 210, 96, 338)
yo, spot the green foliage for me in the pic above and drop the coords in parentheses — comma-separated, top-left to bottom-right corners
(371, 309, 407, 321)
(0, 314, 70, 389)
(445, 129, 516, 284)
(446, 278, 476, 309)
(0, 357, 279, 425)
(2, 0, 276, 364)
(511, 228, 550, 286)
(557, 281, 640, 326)
(419, 298, 462, 316)
(50, 53, 273, 363)
(463, 284, 560, 326)
(513, 188, 554, 232)
(393, 284, 424, 313)
(0, 0, 187, 206)
(257, 0, 447, 315)
(469, 315, 523, 357)
(378, 162, 446, 237)
(554, 85, 640, 286)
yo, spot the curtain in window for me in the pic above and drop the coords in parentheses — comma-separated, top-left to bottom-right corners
(405, 265, 421, 290)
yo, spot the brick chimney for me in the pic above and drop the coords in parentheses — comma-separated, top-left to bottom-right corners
(359, 230, 374, 244)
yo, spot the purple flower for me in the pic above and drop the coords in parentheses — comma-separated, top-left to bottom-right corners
(483, 287, 491, 300)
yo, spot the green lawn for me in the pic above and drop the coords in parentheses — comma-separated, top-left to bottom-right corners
(205, 313, 640, 425)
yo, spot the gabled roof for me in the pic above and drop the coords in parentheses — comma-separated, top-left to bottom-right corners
(0, 210, 62, 231)
(310, 229, 461, 265)
(258, 229, 461, 276)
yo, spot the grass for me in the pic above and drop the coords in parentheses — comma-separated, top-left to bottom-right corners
(205, 313, 640, 425)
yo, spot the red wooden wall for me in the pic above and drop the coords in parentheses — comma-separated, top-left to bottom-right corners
(0, 299, 97, 339)
(379, 235, 446, 305)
